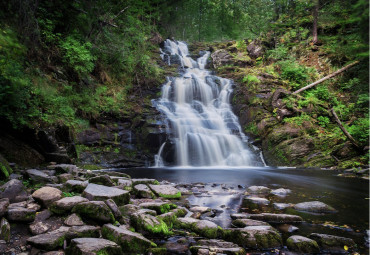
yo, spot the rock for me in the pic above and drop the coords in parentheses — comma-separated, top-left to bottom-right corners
(149, 184, 181, 199)
(89, 175, 115, 187)
(51, 164, 78, 174)
(273, 203, 291, 210)
(249, 213, 303, 223)
(50, 196, 89, 214)
(176, 218, 219, 239)
(133, 184, 155, 199)
(41, 251, 64, 255)
(35, 209, 52, 222)
(102, 224, 154, 253)
(29, 221, 51, 235)
(309, 233, 356, 250)
(232, 219, 270, 228)
(244, 196, 270, 205)
(130, 212, 169, 236)
(66, 225, 100, 239)
(190, 239, 245, 255)
(58, 173, 73, 183)
(65, 238, 122, 254)
(132, 178, 159, 185)
(243, 196, 270, 212)
(117, 179, 132, 190)
(246, 186, 270, 194)
(294, 201, 336, 213)
(105, 199, 122, 219)
(27, 226, 70, 250)
(72, 201, 115, 223)
(120, 204, 139, 217)
(64, 213, 84, 226)
(64, 180, 88, 193)
(26, 169, 56, 184)
(270, 188, 291, 196)
(287, 235, 320, 253)
(0, 179, 28, 203)
(276, 224, 299, 233)
(247, 40, 264, 58)
(0, 198, 9, 217)
(0, 218, 10, 242)
(230, 213, 250, 220)
(7, 207, 36, 222)
(32, 187, 62, 207)
(157, 211, 177, 226)
(165, 236, 194, 254)
(82, 183, 130, 206)
(139, 202, 172, 214)
(223, 225, 282, 249)
(190, 206, 211, 214)
(211, 50, 233, 68)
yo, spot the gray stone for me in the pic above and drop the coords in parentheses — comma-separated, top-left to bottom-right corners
(194, 220, 219, 239)
(130, 212, 169, 236)
(190, 206, 211, 214)
(133, 184, 155, 199)
(119, 204, 139, 217)
(191, 239, 245, 255)
(287, 235, 320, 253)
(0, 218, 10, 242)
(270, 188, 291, 196)
(65, 238, 122, 254)
(132, 178, 158, 185)
(26, 169, 55, 184)
(138, 202, 172, 214)
(105, 199, 122, 219)
(249, 213, 303, 223)
(72, 201, 115, 223)
(149, 184, 181, 199)
(32, 187, 62, 207)
(89, 175, 115, 187)
(27, 226, 70, 250)
(102, 224, 154, 253)
(232, 219, 270, 228)
(64, 180, 88, 193)
(7, 207, 36, 222)
(41, 251, 64, 255)
(29, 221, 51, 235)
(50, 196, 89, 214)
(35, 209, 52, 222)
(58, 173, 73, 183)
(244, 196, 270, 205)
(0, 179, 28, 203)
(309, 233, 356, 249)
(66, 225, 100, 239)
(276, 224, 299, 233)
(82, 183, 130, 206)
(230, 213, 250, 220)
(64, 213, 84, 226)
(273, 203, 291, 210)
(294, 201, 336, 213)
(0, 198, 9, 217)
(51, 164, 78, 174)
(117, 179, 132, 190)
(211, 50, 233, 68)
(246, 186, 271, 194)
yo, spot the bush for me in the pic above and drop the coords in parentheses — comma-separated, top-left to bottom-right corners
(267, 45, 289, 60)
(348, 117, 369, 144)
(277, 60, 314, 88)
(243, 74, 260, 84)
(317, 116, 330, 127)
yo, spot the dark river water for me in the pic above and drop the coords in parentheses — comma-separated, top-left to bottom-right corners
(114, 166, 369, 251)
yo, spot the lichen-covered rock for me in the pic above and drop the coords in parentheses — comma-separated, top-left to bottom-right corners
(89, 174, 115, 186)
(286, 235, 320, 253)
(133, 184, 155, 199)
(66, 225, 100, 239)
(72, 201, 115, 223)
(7, 207, 36, 222)
(64, 213, 84, 226)
(190, 239, 246, 255)
(176, 218, 220, 239)
(64, 180, 88, 193)
(232, 219, 270, 228)
(0, 218, 10, 242)
(102, 224, 155, 253)
(32, 187, 62, 207)
(246, 186, 270, 194)
(294, 201, 336, 213)
(29, 221, 51, 235)
(139, 202, 173, 214)
(149, 184, 181, 199)
(0, 198, 9, 217)
(130, 212, 170, 236)
(82, 183, 130, 206)
(50, 196, 89, 214)
(0, 179, 28, 203)
(117, 179, 132, 191)
(223, 225, 282, 249)
(65, 238, 122, 255)
(27, 226, 70, 250)
(249, 213, 303, 223)
(58, 173, 73, 183)
(105, 199, 122, 219)
(309, 233, 356, 250)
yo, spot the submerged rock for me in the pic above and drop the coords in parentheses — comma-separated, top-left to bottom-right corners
(270, 188, 291, 196)
(82, 183, 130, 206)
(65, 238, 122, 254)
(287, 235, 320, 253)
(294, 201, 336, 213)
(231, 219, 270, 228)
(273, 202, 292, 210)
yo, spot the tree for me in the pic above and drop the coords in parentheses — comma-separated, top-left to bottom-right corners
(312, 0, 319, 44)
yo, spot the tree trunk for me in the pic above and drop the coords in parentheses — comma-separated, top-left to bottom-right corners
(330, 108, 360, 149)
(312, 0, 319, 44)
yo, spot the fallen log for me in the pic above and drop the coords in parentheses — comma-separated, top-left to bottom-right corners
(293, 61, 359, 95)
(330, 108, 360, 149)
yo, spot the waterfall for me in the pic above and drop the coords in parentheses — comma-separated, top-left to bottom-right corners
(154, 39, 260, 167)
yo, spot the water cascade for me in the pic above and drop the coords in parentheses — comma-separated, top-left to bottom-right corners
(154, 39, 261, 167)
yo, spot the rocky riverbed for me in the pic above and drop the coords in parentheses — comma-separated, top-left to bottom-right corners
(0, 164, 367, 254)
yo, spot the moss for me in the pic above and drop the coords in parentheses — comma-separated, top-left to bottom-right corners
(148, 248, 167, 255)
(157, 191, 181, 199)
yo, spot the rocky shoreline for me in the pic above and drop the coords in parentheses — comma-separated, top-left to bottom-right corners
(0, 164, 366, 254)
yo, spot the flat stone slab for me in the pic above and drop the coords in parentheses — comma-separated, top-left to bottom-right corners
(232, 219, 270, 228)
(29, 221, 51, 235)
(130, 212, 169, 236)
(191, 239, 246, 255)
(26, 169, 56, 184)
(66, 225, 100, 239)
(117, 179, 132, 190)
(72, 201, 115, 223)
(132, 178, 159, 185)
(139, 202, 172, 214)
(64, 180, 88, 193)
(309, 233, 356, 249)
(190, 206, 211, 214)
(7, 207, 36, 222)
(270, 188, 291, 196)
(50, 196, 89, 214)
(249, 213, 303, 223)
(287, 235, 320, 253)
(32, 187, 62, 207)
(66, 238, 122, 254)
(246, 186, 271, 194)
(82, 183, 129, 206)
(176, 218, 219, 239)
(149, 184, 181, 199)
(102, 224, 154, 253)
(27, 226, 70, 250)
(294, 201, 336, 213)
(134, 184, 155, 199)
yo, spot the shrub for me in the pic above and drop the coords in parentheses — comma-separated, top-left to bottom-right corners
(317, 116, 330, 127)
(348, 117, 369, 144)
(278, 60, 313, 88)
(243, 74, 260, 84)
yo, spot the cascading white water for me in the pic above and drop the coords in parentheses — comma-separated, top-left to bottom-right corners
(154, 39, 259, 167)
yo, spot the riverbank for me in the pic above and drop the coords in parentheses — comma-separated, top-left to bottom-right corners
(0, 164, 368, 254)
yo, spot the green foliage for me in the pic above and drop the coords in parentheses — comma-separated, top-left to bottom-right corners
(283, 114, 312, 126)
(63, 192, 76, 197)
(242, 74, 260, 85)
(317, 116, 330, 128)
(267, 45, 289, 60)
(348, 117, 369, 144)
(277, 60, 315, 88)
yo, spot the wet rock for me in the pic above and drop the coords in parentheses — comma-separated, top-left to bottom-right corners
(7, 207, 36, 222)
(244, 196, 270, 205)
(64, 213, 84, 226)
(82, 183, 130, 206)
(120, 204, 139, 217)
(72, 201, 115, 223)
(0, 179, 28, 203)
(176, 218, 220, 239)
(249, 213, 303, 223)
(64, 180, 88, 193)
(246, 186, 270, 194)
(149, 184, 181, 199)
(309, 233, 356, 250)
(287, 235, 320, 253)
(29, 221, 51, 235)
(0, 198, 9, 217)
(132, 178, 159, 185)
(134, 184, 155, 199)
(165, 236, 194, 254)
(139, 202, 173, 214)
(211, 50, 233, 68)
(130, 212, 169, 236)
(230, 213, 250, 220)
(276, 224, 299, 233)
(27, 226, 70, 250)
(89, 174, 115, 186)
(191, 239, 245, 255)
(190, 206, 211, 214)
(270, 188, 291, 196)
(294, 201, 336, 213)
(273, 203, 292, 210)
(117, 179, 132, 190)
(58, 173, 73, 183)
(105, 199, 122, 219)
(32, 187, 62, 207)
(102, 224, 154, 252)
(50, 196, 89, 214)
(26, 169, 56, 184)
(0, 218, 10, 242)
(65, 238, 122, 254)
(66, 225, 100, 239)
(223, 225, 282, 249)
(232, 219, 270, 228)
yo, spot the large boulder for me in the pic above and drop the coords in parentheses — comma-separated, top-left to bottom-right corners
(0, 179, 28, 203)
(133, 184, 155, 199)
(64, 180, 88, 193)
(211, 50, 234, 68)
(27, 226, 70, 250)
(32, 187, 62, 207)
(232, 219, 270, 228)
(294, 201, 336, 213)
(50, 196, 89, 214)
(82, 183, 130, 206)
(139, 202, 173, 214)
(65, 238, 122, 254)
(176, 218, 220, 239)
(102, 224, 155, 253)
(72, 201, 115, 223)
(287, 235, 320, 253)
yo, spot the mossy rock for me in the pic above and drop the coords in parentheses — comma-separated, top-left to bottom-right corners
(72, 201, 115, 223)
(130, 212, 170, 236)
(286, 235, 320, 253)
(0, 154, 12, 180)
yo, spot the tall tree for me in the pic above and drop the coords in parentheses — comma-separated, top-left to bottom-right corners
(312, 0, 319, 44)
